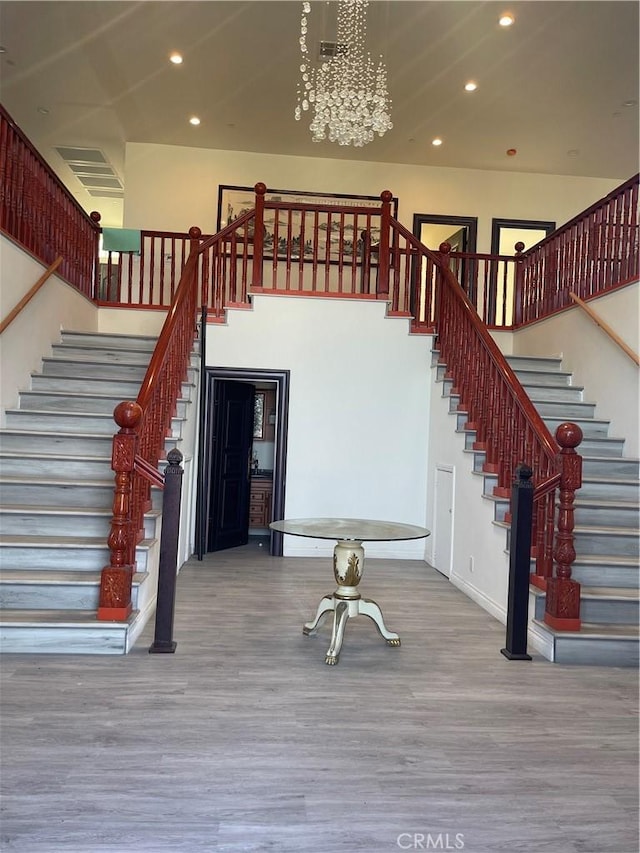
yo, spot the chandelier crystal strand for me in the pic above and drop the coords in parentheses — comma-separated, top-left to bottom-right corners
(295, 0, 392, 147)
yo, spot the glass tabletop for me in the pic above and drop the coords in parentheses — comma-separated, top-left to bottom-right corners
(269, 518, 430, 542)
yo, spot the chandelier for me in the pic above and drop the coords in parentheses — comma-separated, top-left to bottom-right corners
(295, 0, 393, 147)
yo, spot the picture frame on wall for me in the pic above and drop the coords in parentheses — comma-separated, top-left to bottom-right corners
(216, 185, 399, 264)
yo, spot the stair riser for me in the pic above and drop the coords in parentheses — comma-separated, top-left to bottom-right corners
(0, 482, 163, 509)
(580, 481, 640, 501)
(50, 345, 155, 363)
(31, 375, 194, 400)
(543, 418, 610, 437)
(534, 593, 638, 625)
(0, 456, 111, 479)
(507, 357, 563, 372)
(60, 332, 157, 351)
(0, 580, 140, 611)
(521, 385, 584, 402)
(5, 411, 183, 437)
(573, 530, 639, 557)
(0, 625, 129, 654)
(0, 510, 159, 538)
(511, 370, 571, 387)
(42, 359, 149, 379)
(534, 401, 596, 419)
(0, 545, 150, 572)
(31, 376, 144, 396)
(0, 432, 178, 455)
(571, 564, 639, 589)
(552, 635, 639, 667)
(578, 439, 626, 457)
(18, 393, 188, 418)
(574, 506, 640, 529)
(581, 458, 639, 478)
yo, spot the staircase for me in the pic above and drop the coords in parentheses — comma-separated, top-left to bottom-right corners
(0, 330, 193, 654)
(436, 351, 639, 666)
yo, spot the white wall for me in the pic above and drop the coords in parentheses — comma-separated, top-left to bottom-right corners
(425, 370, 512, 624)
(123, 142, 620, 253)
(512, 283, 639, 457)
(0, 236, 98, 425)
(205, 294, 432, 558)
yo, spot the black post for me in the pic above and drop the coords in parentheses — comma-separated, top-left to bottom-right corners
(195, 305, 208, 560)
(501, 463, 534, 661)
(149, 448, 184, 654)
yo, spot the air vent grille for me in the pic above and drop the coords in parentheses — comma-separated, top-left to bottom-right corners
(319, 40, 347, 58)
(55, 145, 123, 198)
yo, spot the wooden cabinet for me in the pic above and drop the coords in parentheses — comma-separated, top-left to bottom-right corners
(250, 479, 272, 528)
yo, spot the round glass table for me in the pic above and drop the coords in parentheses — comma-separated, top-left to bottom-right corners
(269, 518, 430, 665)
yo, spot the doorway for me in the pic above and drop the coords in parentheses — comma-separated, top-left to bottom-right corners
(413, 213, 479, 304)
(488, 218, 556, 325)
(196, 367, 290, 558)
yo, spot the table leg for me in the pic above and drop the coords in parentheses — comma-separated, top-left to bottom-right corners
(359, 597, 401, 646)
(303, 595, 333, 636)
(325, 600, 350, 665)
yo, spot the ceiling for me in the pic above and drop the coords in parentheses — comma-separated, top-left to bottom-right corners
(1, 1, 638, 228)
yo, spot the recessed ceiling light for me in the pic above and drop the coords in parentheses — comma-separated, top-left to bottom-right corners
(189, 116, 201, 126)
(464, 81, 478, 92)
(37, 106, 50, 115)
(623, 99, 637, 107)
(567, 149, 579, 158)
(0, 46, 6, 54)
(169, 52, 183, 65)
(506, 148, 517, 156)
(499, 13, 515, 27)
(432, 138, 443, 147)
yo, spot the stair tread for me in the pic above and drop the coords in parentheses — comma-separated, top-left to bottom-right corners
(0, 475, 115, 486)
(580, 586, 640, 599)
(575, 497, 639, 508)
(0, 504, 161, 517)
(574, 524, 639, 534)
(0, 569, 146, 583)
(572, 554, 639, 566)
(532, 619, 640, 639)
(0, 534, 155, 547)
(0, 608, 136, 626)
(21, 389, 190, 403)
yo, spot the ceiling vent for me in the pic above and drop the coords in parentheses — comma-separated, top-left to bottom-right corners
(54, 146, 124, 198)
(319, 40, 348, 58)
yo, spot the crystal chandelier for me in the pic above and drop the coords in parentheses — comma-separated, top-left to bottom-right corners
(295, 0, 393, 147)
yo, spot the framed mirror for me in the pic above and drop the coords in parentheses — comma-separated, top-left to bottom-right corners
(253, 391, 265, 440)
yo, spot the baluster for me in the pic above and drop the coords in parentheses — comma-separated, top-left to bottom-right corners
(544, 422, 583, 630)
(251, 182, 266, 289)
(97, 402, 142, 621)
(377, 190, 392, 297)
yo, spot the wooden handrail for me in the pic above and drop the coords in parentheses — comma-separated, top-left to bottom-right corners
(0, 256, 63, 334)
(570, 292, 639, 366)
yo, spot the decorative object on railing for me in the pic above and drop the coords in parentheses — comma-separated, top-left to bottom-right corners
(295, 0, 392, 147)
(0, 256, 62, 334)
(544, 422, 583, 631)
(569, 291, 640, 366)
(0, 105, 100, 298)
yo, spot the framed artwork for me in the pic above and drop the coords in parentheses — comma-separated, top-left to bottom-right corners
(216, 185, 399, 264)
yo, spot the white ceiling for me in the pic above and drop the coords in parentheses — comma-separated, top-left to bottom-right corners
(1, 0, 638, 228)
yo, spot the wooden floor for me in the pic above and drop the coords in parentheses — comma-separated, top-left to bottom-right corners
(1, 539, 638, 853)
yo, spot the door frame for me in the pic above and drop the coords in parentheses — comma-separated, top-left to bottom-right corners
(198, 367, 290, 557)
(412, 213, 478, 253)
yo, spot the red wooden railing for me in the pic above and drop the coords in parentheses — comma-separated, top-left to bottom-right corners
(0, 105, 100, 298)
(516, 174, 639, 325)
(97, 229, 202, 619)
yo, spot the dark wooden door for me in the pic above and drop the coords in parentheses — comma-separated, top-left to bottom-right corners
(207, 380, 255, 552)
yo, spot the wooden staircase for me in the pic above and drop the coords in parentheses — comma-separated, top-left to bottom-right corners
(435, 351, 639, 666)
(0, 330, 195, 654)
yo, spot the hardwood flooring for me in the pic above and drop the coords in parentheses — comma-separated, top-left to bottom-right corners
(1, 539, 638, 852)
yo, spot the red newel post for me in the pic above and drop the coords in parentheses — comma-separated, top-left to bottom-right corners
(544, 422, 583, 631)
(97, 401, 142, 621)
(376, 189, 393, 298)
(513, 240, 525, 326)
(251, 182, 266, 289)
